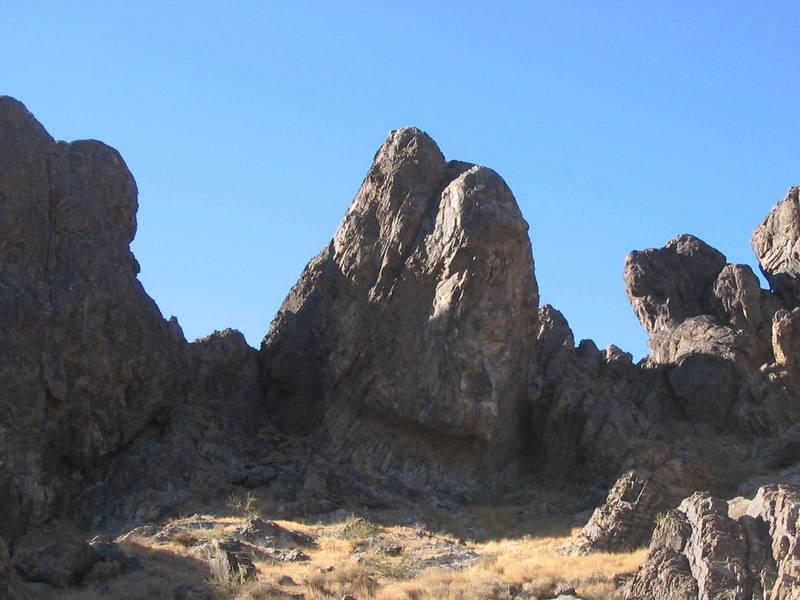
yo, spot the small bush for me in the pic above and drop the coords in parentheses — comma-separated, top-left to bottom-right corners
(340, 516, 384, 540)
(227, 490, 261, 518)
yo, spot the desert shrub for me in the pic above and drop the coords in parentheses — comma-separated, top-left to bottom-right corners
(227, 490, 260, 518)
(340, 516, 384, 540)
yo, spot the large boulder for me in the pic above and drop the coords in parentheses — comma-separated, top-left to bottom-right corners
(622, 233, 787, 431)
(12, 537, 101, 588)
(260, 128, 539, 493)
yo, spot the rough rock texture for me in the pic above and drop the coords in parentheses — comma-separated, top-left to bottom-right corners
(261, 127, 539, 495)
(569, 469, 692, 555)
(752, 186, 800, 306)
(622, 231, 800, 435)
(0, 98, 267, 538)
(5, 95, 800, 592)
(12, 537, 100, 588)
(625, 234, 728, 337)
(206, 540, 256, 582)
(625, 486, 800, 600)
(0, 96, 184, 540)
(0, 537, 28, 600)
(73, 328, 266, 531)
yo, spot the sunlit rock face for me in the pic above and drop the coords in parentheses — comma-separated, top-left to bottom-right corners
(261, 128, 539, 493)
(752, 186, 800, 306)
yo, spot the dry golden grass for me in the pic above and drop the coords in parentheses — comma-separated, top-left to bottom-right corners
(24, 498, 645, 600)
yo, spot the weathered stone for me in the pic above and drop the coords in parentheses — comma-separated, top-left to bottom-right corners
(626, 486, 800, 600)
(772, 307, 800, 366)
(232, 518, 313, 548)
(712, 264, 764, 334)
(261, 127, 539, 494)
(0, 96, 184, 539)
(207, 540, 256, 583)
(752, 186, 800, 306)
(624, 546, 699, 600)
(624, 234, 727, 336)
(12, 537, 100, 588)
(569, 469, 669, 554)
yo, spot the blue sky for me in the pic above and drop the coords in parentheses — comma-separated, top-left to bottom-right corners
(3, 2, 799, 358)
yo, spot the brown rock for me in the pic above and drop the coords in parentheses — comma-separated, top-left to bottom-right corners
(626, 485, 800, 600)
(752, 186, 800, 306)
(261, 127, 539, 493)
(207, 540, 256, 583)
(570, 469, 670, 554)
(624, 234, 727, 336)
(0, 96, 184, 539)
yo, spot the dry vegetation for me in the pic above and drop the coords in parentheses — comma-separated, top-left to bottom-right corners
(27, 492, 646, 600)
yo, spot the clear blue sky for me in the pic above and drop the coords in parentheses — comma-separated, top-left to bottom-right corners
(3, 2, 799, 359)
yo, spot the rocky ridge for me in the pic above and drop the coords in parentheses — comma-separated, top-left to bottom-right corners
(1, 96, 800, 599)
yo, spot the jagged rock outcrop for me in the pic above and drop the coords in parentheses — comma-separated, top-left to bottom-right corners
(753, 186, 800, 307)
(0, 96, 185, 540)
(568, 466, 714, 555)
(625, 485, 800, 600)
(4, 94, 800, 593)
(261, 127, 539, 495)
(0, 98, 267, 538)
(73, 328, 266, 531)
(622, 231, 800, 435)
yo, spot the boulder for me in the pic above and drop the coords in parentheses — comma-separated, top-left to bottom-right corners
(752, 186, 800, 306)
(207, 540, 256, 583)
(232, 518, 313, 548)
(624, 234, 727, 336)
(12, 537, 100, 588)
(569, 469, 674, 554)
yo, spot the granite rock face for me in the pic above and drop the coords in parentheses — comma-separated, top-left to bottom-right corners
(261, 128, 539, 494)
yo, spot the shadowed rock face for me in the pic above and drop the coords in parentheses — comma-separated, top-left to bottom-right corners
(0, 98, 266, 538)
(0, 97, 184, 540)
(261, 128, 539, 493)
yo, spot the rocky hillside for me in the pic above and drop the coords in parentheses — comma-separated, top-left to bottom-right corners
(1, 96, 799, 599)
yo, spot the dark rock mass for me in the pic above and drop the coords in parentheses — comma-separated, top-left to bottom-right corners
(260, 128, 539, 496)
(0, 96, 184, 540)
(2, 95, 800, 599)
(0, 97, 265, 539)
